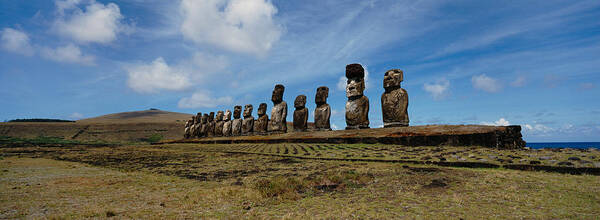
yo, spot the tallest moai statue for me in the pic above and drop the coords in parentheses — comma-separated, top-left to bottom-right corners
(381, 69, 409, 127)
(345, 63, 370, 129)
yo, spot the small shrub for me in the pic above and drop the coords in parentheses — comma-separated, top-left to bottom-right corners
(143, 134, 163, 143)
(253, 177, 308, 200)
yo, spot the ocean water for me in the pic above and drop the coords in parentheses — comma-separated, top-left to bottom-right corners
(526, 142, 600, 149)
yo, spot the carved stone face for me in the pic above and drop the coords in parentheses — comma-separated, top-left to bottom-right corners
(233, 106, 242, 119)
(243, 104, 253, 117)
(209, 112, 215, 122)
(195, 113, 202, 123)
(201, 114, 208, 123)
(258, 103, 267, 116)
(383, 69, 403, 89)
(345, 63, 365, 98)
(192, 116, 197, 124)
(224, 110, 231, 121)
(346, 78, 365, 98)
(315, 86, 329, 105)
(294, 95, 307, 108)
(216, 111, 224, 121)
(271, 84, 285, 103)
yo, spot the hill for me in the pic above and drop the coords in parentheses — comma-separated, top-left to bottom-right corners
(0, 109, 193, 143)
(77, 109, 193, 124)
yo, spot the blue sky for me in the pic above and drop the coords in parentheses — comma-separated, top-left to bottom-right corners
(1, 0, 599, 142)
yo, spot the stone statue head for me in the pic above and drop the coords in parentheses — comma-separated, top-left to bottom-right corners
(383, 69, 403, 90)
(201, 113, 208, 124)
(224, 110, 231, 121)
(346, 63, 365, 98)
(271, 84, 285, 103)
(195, 113, 202, 124)
(216, 111, 224, 121)
(315, 86, 329, 105)
(258, 103, 267, 116)
(243, 104, 253, 118)
(233, 106, 242, 119)
(209, 112, 215, 122)
(191, 116, 197, 124)
(294, 95, 307, 109)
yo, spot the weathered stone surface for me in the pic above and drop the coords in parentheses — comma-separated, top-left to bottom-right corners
(381, 69, 409, 127)
(184, 118, 193, 139)
(191, 113, 202, 138)
(254, 103, 268, 134)
(268, 84, 287, 133)
(222, 110, 232, 137)
(232, 105, 243, 136)
(215, 111, 224, 137)
(206, 112, 215, 137)
(345, 64, 369, 129)
(242, 104, 254, 135)
(200, 113, 209, 137)
(293, 95, 308, 132)
(314, 86, 331, 131)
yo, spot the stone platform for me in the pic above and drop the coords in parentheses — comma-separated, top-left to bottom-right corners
(164, 125, 525, 149)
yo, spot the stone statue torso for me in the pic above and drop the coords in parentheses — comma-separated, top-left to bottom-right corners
(293, 108, 308, 131)
(222, 121, 232, 136)
(345, 96, 369, 129)
(314, 103, 331, 130)
(269, 101, 287, 132)
(215, 121, 225, 136)
(232, 119, 242, 136)
(242, 117, 254, 135)
(381, 88, 409, 127)
(254, 115, 268, 134)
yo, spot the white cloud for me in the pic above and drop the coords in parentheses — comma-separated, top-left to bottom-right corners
(180, 0, 282, 56)
(0, 28, 34, 56)
(423, 78, 450, 100)
(126, 57, 191, 93)
(54, 0, 130, 44)
(41, 44, 95, 65)
(178, 91, 233, 108)
(524, 123, 553, 133)
(69, 112, 84, 120)
(511, 76, 526, 87)
(472, 74, 501, 93)
(481, 118, 510, 126)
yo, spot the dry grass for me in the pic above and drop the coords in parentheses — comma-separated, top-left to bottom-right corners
(1, 143, 600, 219)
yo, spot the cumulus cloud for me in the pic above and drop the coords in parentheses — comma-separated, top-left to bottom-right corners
(41, 44, 95, 65)
(423, 78, 450, 100)
(178, 91, 233, 108)
(472, 74, 502, 93)
(54, 0, 131, 44)
(126, 57, 191, 93)
(0, 28, 34, 56)
(180, 0, 282, 55)
(481, 118, 510, 126)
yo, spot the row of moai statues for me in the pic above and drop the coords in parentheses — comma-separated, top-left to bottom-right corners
(184, 63, 408, 138)
(184, 83, 332, 138)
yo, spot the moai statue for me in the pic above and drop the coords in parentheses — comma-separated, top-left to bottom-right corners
(200, 113, 209, 137)
(242, 104, 254, 135)
(381, 69, 409, 127)
(293, 95, 308, 132)
(184, 118, 193, 139)
(254, 103, 269, 134)
(222, 110, 232, 136)
(215, 111, 225, 137)
(191, 113, 202, 138)
(314, 86, 331, 130)
(345, 63, 369, 129)
(207, 112, 216, 137)
(232, 105, 243, 136)
(268, 84, 287, 133)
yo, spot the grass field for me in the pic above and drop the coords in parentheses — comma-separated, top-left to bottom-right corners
(2, 142, 600, 219)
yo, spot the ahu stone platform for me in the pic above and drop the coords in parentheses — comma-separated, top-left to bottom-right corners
(165, 125, 525, 149)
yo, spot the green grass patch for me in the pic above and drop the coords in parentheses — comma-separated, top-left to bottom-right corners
(0, 135, 114, 147)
